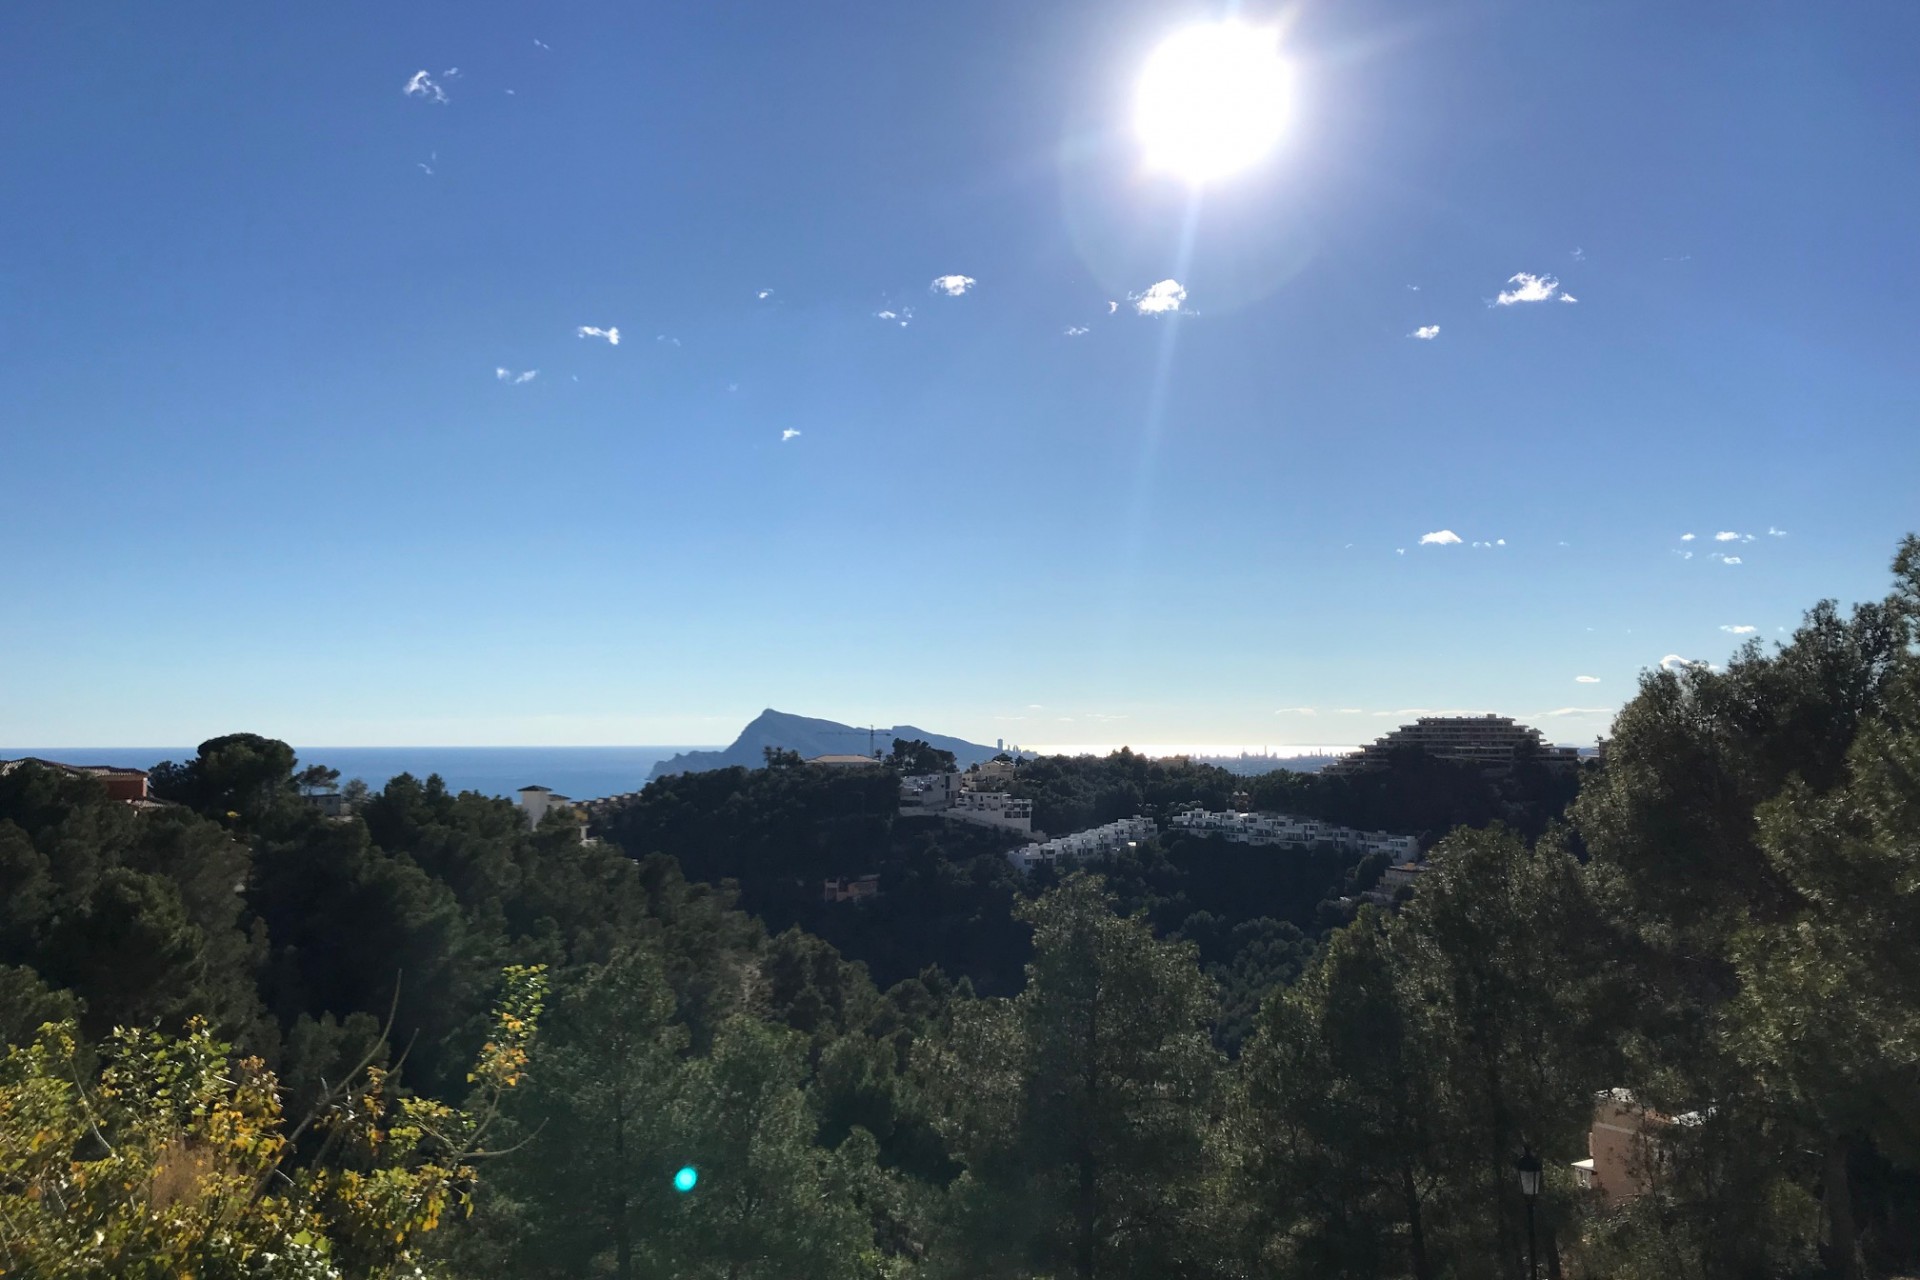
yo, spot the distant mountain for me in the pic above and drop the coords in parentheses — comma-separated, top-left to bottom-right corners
(647, 709, 1001, 780)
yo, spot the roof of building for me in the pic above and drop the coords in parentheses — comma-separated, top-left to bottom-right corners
(808, 754, 883, 765)
(518, 785, 552, 793)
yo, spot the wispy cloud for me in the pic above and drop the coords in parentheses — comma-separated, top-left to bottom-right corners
(1714, 531, 1752, 543)
(1064, 326, 1090, 337)
(1495, 272, 1567, 305)
(1571, 247, 1586, 262)
(1333, 708, 1365, 715)
(656, 334, 680, 347)
(1721, 625, 1757, 634)
(929, 275, 976, 297)
(403, 71, 449, 104)
(494, 368, 537, 384)
(1409, 325, 1440, 340)
(534, 38, 551, 50)
(781, 429, 801, 442)
(1680, 533, 1696, 542)
(1559, 293, 1579, 304)
(875, 307, 913, 327)
(577, 326, 620, 345)
(1575, 675, 1601, 683)
(1470, 538, 1507, 549)
(1132, 279, 1187, 315)
(1273, 707, 1318, 715)
(1406, 284, 1421, 292)
(1660, 654, 1705, 672)
(1419, 530, 1462, 545)
(1712, 554, 1743, 565)
(1542, 706, 1611, 717)
(1767, 526, 1788, 538)
(757, 289, 774, 300)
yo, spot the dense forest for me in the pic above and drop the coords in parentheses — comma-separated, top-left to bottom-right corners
(3, 536, 1918, 1279)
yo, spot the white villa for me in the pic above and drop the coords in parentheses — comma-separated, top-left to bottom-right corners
(899, 768, 1034, 836)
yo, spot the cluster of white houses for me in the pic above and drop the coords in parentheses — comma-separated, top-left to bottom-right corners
(1167, 809, 1420, 861)
(1008, 817, 1158, 873)
(898, 758, 1035, 836)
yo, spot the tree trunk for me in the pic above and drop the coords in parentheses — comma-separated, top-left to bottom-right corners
(1823, 1135, 1858, 1280)
(1401, 1162, 1434, 1280)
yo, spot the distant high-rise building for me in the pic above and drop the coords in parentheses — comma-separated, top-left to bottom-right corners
(1325, 714, 1580, 776)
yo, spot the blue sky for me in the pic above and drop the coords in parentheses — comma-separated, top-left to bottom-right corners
(5, 0, 1917, 750)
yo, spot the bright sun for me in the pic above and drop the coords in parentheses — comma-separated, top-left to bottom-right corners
(1134, 22, 1290, 185)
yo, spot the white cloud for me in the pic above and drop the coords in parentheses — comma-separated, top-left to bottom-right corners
(1395, 548, 1406, 556)
(1714, 531, 1750, 542)
(757, 289, 774, 300)
(781, 429, 801, 442)
(875, 307, 912, 327)
(1542, 706, 1611, 716)
(1064, 326, 1090, 336)
(577, 326, 620, 345)
(1721, 625, 1757, 634)
(1132, 279, 1187, 315)
(1575, 675, 1601, 683)
(1107, 301, 1119, 314)
(1273, 707, 1318, 716)
(1680, 533, 1696, 541)
(1660, 654, 1704, 671)
(656, 334, 680, 347)
(1333, 708, 1365, 714)
(1406, 284, 1421, 291)
(1495, 272, 1565, 305)
(1571, 247, 1586, 261)
(1409, 325, 1440, 340)
(1419, 530, 1463, 545)
(495, 368, 537, 384)
(1470, 539, 1507, 549)
(1719, 556, 1743, 565)
(1559, 293, 1579, 304)
(403, 71, 448, 104)
(418, 161, 434, 176)
(1768, 526, 1788, 537)
(1496, 538, 1507, 546)
(929, 275, 976, 297)
(534, 38, 551, 50)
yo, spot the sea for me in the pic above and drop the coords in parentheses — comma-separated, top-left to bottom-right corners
(0, 747, 716, 802)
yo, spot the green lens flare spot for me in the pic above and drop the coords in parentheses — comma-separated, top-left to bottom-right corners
(673, 1165, 698, 1193)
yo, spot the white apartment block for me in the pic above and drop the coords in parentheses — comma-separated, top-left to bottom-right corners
(1169, 809, 1420, 861)
(1008, 816, 1156, 873)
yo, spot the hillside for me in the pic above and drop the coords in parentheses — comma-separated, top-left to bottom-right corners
(647, 707, 1000, 779)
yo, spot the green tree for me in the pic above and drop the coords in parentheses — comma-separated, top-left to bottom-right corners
(294, 763, 341, 797)
(923, 874, 1224, 1280)
(488, 945, 689, 1280)
(150, 733, 299, 829)
(1239, 914, 1441, 1280)
(890, 739, 957, 774)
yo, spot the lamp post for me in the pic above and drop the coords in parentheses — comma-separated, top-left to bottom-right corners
(1515, 1148, 1542, 1280)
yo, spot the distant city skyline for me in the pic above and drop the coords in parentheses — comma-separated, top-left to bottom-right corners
(6, 3, 1915, 749)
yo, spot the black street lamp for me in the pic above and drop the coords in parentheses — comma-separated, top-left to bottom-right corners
(1515, 1148, 1543, 1280)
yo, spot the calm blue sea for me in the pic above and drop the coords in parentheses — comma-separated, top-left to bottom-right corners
(0, 747, 716, 801)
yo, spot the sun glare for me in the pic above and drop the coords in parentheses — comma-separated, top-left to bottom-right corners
(1135, 22, 1290, 185)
